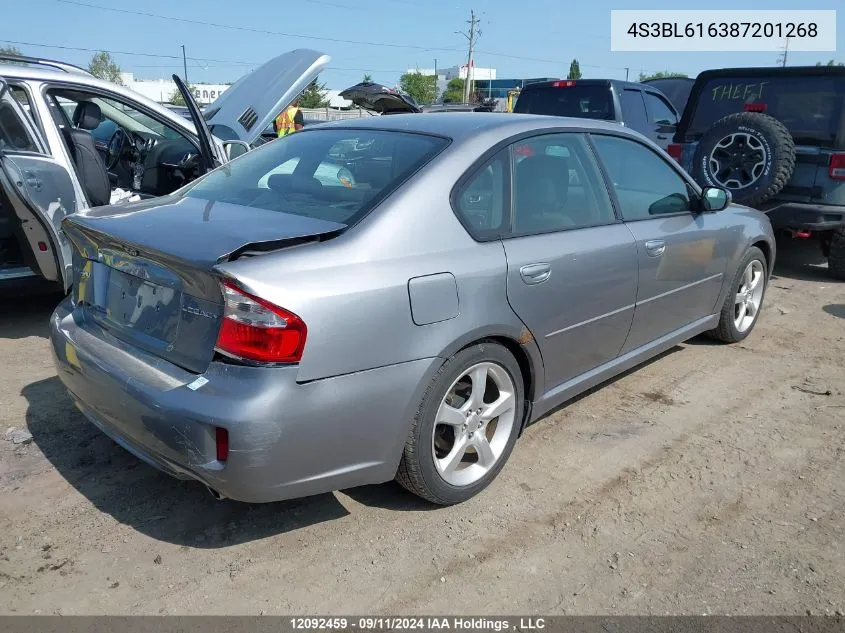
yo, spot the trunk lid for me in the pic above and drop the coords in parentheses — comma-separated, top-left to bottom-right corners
(202, 49, 331, 146)
(63, 195, 346, 374)
(339, 81, 422, 115)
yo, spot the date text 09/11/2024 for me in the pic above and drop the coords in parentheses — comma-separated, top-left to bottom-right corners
(626, 22, 818, 39)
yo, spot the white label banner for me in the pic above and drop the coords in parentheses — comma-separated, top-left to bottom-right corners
(610, 10, 837, 52)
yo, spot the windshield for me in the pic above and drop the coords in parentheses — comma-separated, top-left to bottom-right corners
(513, 85, 614, 120)
(181, 128, 449, 225)
(688, 76, 845, 147)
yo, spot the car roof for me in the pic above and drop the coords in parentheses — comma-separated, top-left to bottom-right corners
(692, 65, 845, 81)
(298, 111, 634, 142)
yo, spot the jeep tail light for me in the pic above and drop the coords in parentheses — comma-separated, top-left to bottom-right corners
(552, 80, 576, 88)
(215, 279, 307, 364)
(743, 103, 767, 113)
(667, 143, 683, 162)
(830, 153, 845, 180)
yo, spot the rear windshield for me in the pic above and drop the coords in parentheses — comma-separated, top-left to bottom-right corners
(513, 85, 614, 120)
(687, 76, 845, 146)
(181, 129, 448, 225)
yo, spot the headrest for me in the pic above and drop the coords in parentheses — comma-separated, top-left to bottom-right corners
(72, 102, 102, 130)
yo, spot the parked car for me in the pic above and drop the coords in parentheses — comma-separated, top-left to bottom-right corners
(0, 49, 330, 295)
(338, 81, 497, 115)
(512, 79, 681, 151)
(669, 66, 845, 278)
(639, 76, 695, 115)
(50, 110, 775, 506)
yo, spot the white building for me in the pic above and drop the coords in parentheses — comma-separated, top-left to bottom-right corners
(119, 73, 352, 108)
(405, 64, 496, 81)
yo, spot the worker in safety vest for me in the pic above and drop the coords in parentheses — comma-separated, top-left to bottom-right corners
(274, 97, 304, 137)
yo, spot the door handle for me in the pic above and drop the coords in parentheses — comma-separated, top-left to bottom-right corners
(519, 263, 551, 285)
(645, 239, 666, 257)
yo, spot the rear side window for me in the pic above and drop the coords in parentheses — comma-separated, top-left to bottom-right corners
(688, 76, 845, 146)
(453, 148, 508, 239)
(183, 129, 448, 226)
(0, 95, 39, 153)
(620, 90, 648, 130)
(514, 85, 614, 120)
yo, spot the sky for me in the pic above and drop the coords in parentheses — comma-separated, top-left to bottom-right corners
(2, 0, 843, 90)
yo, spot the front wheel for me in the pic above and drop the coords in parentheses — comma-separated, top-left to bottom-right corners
(707, 246, 768, 343)
(396, 342, 524, 505)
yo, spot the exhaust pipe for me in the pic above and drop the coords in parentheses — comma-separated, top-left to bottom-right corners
(206, 485, 225, 501)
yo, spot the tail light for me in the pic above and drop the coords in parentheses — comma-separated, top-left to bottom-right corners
(743, 103, 767, 113)
(830, 153, 845, 180)
(215, 279, 307, 364)
(215, 427, 229, 462)
(667, 143, 683, 162)
(551, 80, 576, 88)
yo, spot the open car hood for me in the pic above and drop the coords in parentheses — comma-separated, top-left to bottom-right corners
(339, 81, 422, 114)
(202, 49, 331, 146)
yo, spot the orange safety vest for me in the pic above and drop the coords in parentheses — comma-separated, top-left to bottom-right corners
(275, 105, 300, 137)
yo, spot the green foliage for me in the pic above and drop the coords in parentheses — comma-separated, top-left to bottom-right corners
(567, 59, 582, 80)
(362, 73, 373, 82)
(399, 72, 437, 105)
(298, 77, 330, 108)
(816, 59, 844, 66)
(88, 51, 124, 85)
(0, 45, 24, 64)
(442, 77, 465, 103)
(168, 85, 195, 106)
(638, 71, 688, 82)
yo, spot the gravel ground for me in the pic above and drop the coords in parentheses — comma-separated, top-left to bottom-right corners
(1, 241, 843, 615)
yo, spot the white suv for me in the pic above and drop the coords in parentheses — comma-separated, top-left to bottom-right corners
(0, 50, 329, 295)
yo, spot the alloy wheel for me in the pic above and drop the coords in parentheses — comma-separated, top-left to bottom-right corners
(734, 259, 766, 333)
(708, 133, 767, 190)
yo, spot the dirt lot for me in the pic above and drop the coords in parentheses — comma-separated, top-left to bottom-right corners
(1, 242, 843, 616)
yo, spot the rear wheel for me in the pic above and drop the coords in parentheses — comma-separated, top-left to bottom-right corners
(707, 246, 768, 343)
(828, 228, 845, 281)
(396, 342, 524, 505)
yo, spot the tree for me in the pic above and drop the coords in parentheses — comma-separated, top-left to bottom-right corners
(638, 70, 688, 82)
(298, 77, 329, 108)
(399, 71, 436, 105)
(168, 85, 196, 106)
(442, 78, 465, 103)
(816, 59, 844, 66)
(88, 51, 123, 85)
(362, 73, 372, 83)
(567, 59, 582, 80)
(0, 45, 24, 64)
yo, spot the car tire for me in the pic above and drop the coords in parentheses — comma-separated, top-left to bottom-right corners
(828, 227, 845, 281)
(707, 246, 768, 343)
(692, 112, 795, 208)
(396, 341, 524, 505)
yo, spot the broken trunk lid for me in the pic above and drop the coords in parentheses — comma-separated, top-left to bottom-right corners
(202, 49, 331, 146)
(63, 195, 345, 374)
(339, 81, 422, 115)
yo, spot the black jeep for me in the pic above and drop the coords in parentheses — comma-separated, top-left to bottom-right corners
(670, 66, 845, 279)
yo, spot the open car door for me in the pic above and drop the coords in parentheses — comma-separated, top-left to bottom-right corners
(172, 74, 225, 173)
(0, 78, 76, 290)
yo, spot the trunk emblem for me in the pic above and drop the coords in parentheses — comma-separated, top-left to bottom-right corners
(182, 306, 218, 320)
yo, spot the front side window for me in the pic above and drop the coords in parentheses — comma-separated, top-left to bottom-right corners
(591, 134, 693, 221)
(620, 90, 649, 130)
(510, 133, 616, 235)
(183, 129, 448, 226)
(645, 92, 678, 125)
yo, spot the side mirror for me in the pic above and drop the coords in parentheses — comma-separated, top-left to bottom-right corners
(701, 186, 731, 212)
(223, 140, 250, 161)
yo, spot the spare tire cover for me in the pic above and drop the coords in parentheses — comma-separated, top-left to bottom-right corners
(691, 112, 796, 208)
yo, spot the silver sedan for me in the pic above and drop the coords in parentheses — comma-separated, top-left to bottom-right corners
(50, 112, 775, 505)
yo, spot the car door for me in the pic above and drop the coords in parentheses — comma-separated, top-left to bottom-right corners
(643, 90, 679, 151)
(590, 133, 734, 353)
(498, 133, 639, 392)
(618, 88, 650, 138)
(0, 79, 76, 290)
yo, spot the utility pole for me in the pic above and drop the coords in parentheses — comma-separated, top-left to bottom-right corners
(457, 9, 481, 103)
(777, 37, 789, 67)
(434, 58, 438, 102)
(625, 67, 629, 81)
(181, 44, 188, 84)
